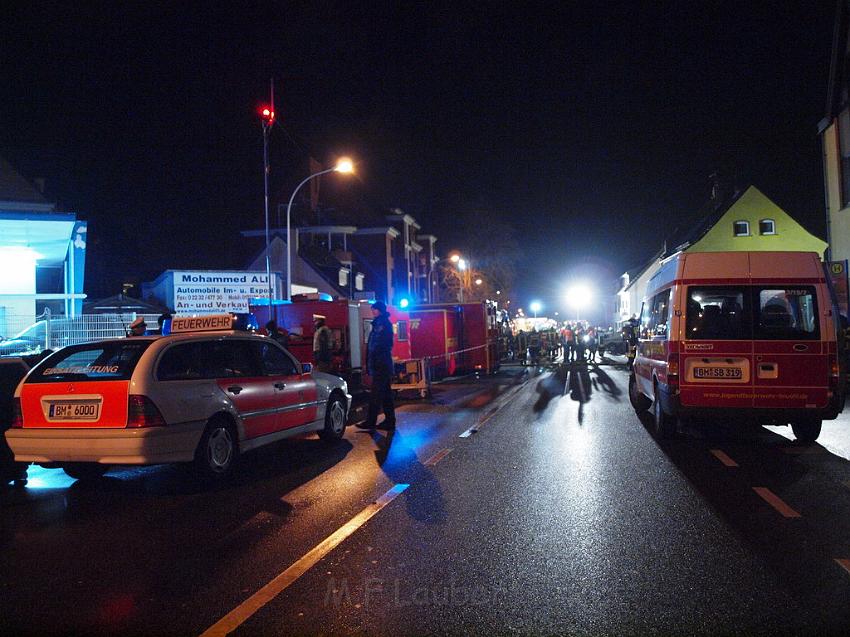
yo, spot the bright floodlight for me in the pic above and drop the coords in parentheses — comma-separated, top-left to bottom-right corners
(449, 253, 461, 263)
(474, 278, 483, 286)
(566, 284, 593, 309)
(529, 300, 542, 315)
(457, 258, 468, 271)
(334, 157, 354, 174)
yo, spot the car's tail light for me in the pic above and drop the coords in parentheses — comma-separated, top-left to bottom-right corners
(127, 395, 166, 428)
(11, 397, 23, 428)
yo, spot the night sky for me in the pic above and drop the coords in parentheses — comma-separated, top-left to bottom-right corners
(0, 1, 838, 314)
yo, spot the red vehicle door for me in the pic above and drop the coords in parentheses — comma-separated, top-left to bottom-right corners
(751, 285, 829, 410)
(250, 340, 319, 429)
(209, 340, 281, 439)
(677, 285, 755, 409)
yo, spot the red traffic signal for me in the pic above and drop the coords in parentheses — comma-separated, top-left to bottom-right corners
(259, 105, 275, 123)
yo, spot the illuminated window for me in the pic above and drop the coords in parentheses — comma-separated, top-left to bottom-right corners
(733, 221, 750, 237)
(759, 219, 776, 235)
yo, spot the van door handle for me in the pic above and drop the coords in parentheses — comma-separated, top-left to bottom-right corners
(227, 385, 243, 395)
(274, 382, 287, 390)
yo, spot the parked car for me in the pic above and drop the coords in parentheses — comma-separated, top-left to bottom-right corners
(5, 314, 352, 481)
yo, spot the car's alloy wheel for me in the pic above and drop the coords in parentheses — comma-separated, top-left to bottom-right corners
(194, 420, 237, 480)
(319, 396, 347, 443)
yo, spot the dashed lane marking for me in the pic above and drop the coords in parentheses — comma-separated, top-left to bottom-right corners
(752, 487, 802, 518)
(424, 448, 452, 467)
(199, 483, 410, 637)
(835, 559, 850, 577)
(710, 449, 739, 467)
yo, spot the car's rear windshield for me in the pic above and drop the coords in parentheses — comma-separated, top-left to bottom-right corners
(27, 341, 152, 383)
(686, 285, 819, 341)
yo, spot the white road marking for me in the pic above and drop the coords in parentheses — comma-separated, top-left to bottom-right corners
(199, 483, 409, 637)
(752, 487, 801, 518)
(710, 449, 739, 467)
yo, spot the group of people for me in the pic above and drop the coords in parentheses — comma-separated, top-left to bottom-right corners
(512, 321, 604, 365)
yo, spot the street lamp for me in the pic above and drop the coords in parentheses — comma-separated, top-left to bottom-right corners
(284, 158, 355, 300)
(530, 300, 542, 318)
(429, 252, 469, 303)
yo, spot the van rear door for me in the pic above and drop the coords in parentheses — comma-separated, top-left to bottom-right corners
(750, 286, 828, 410)
(679, 285, 755, 409)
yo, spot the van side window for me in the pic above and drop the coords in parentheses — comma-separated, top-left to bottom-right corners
(647, 290, 671, 337)
(686, 287, 748, 340)
(755, 288, 819, 340)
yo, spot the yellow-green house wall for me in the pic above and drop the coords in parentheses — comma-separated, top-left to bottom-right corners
(687, 186, 827, 256)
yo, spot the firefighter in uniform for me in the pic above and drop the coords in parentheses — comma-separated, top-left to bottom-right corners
(360, 301, 396, 430)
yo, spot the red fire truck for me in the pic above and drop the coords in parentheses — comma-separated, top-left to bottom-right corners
(249, 295, 415, 390)
(409, 301, 502, 377)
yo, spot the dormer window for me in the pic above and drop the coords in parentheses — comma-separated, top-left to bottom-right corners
(759, 219, 776, 235)
(733, 221, 750, 237)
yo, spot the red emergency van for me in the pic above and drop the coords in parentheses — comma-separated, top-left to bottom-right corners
(629, 251, 846, 442)
(410, 301, 501, 377)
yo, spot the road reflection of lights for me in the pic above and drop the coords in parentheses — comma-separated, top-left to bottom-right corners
(23, 465, 76, 490)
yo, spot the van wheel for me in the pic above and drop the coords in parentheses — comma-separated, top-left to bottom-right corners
(629, 374, 651, 412)
(63, 463, 109, 481)
(791, 418, 822, 444)
(652, 386, 677, 439)
(194, 418, 238, 480)
(319, 395, 347, 443)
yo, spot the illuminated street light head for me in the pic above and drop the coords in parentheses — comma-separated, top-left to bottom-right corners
(529, 300, 542, 314)
(566, 284, 593, 309)
(449, 253, 461, 263)
(334, 157, 354, 174)
(475, 278, 483, 286)
(457, 258, 468, 271)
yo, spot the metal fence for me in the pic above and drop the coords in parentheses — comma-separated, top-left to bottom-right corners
(0, 311, 161, 357)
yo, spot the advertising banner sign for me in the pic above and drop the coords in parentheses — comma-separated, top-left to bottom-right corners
(172, 271, 278, 313)
(829, 260, 850, 318)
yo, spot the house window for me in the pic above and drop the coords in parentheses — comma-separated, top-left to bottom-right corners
(733, 221, 750, 237)
(759, 219, 776, 235)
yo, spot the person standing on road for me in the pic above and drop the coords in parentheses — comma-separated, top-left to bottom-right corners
(517, 330, 528, 365)
(360, 301, 396, 430)
(312, 315, 332, 373)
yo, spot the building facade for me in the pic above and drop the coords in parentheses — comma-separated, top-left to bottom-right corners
(0, 156, 87, 339)
(615, 186, 827, 325)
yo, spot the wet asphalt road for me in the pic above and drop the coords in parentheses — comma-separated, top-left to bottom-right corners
(3, 359, 850, 636)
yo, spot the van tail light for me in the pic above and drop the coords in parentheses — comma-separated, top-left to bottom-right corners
(11, 398, 23, 428)
(127, 395, 166, 428)
(667, 353, 680, 388)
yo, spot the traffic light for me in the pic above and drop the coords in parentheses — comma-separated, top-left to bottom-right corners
(259, 105, 275, 125)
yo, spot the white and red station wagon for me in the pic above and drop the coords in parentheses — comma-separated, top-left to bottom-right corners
(5, 314, 351, 480)
(630, 251, 846, 442)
